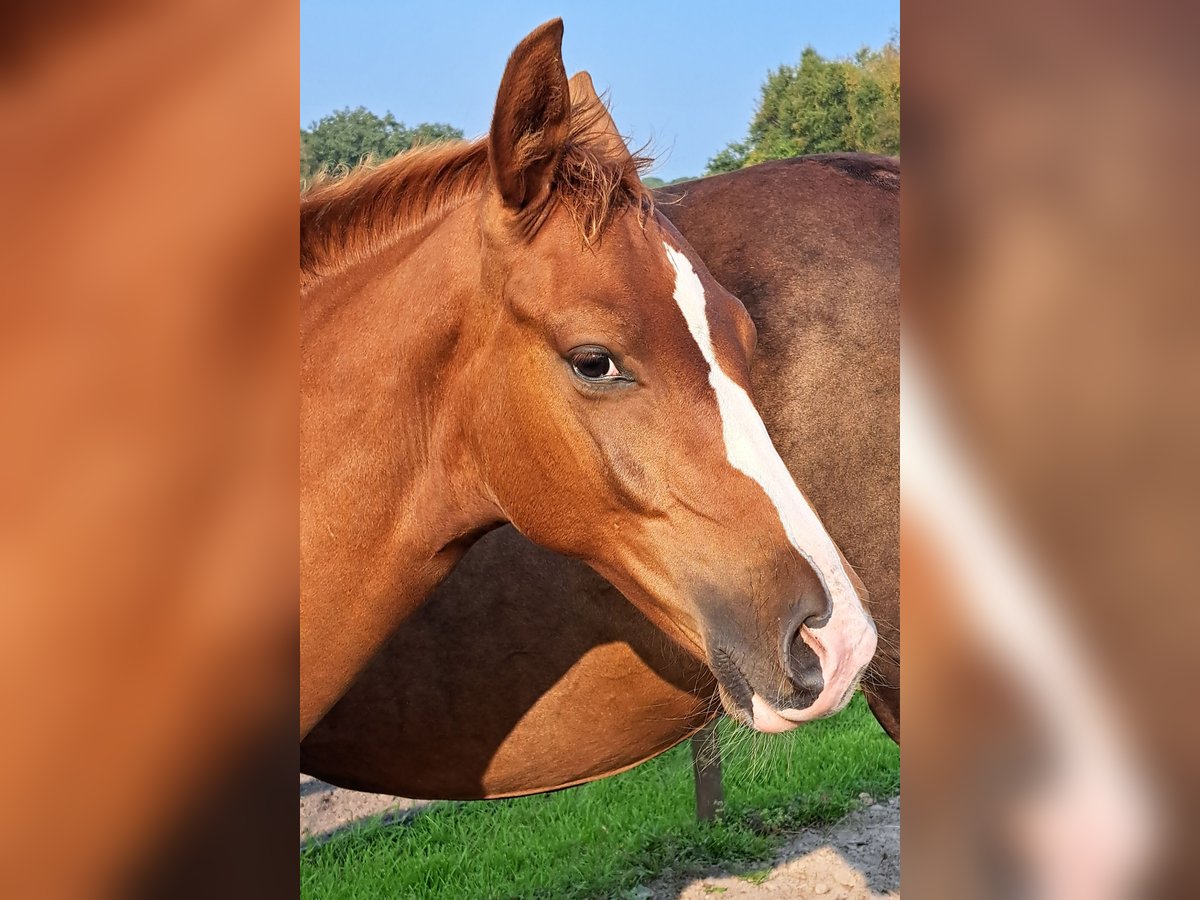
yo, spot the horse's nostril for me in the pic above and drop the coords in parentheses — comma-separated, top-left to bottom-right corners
(785, 622, 824, 697)
(782, 590, 828, 650)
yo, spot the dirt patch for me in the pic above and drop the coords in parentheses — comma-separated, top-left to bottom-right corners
(648, 796, 900, 899)
(300, 775, 429, 843)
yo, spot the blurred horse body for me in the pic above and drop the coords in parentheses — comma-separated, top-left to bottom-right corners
(301, 153, 900, 798)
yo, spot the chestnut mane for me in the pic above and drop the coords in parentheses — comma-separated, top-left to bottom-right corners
(300, 98, 654, 289)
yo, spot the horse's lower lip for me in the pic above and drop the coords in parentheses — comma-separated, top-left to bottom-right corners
(774, 674, 863, 725)
(750, 694, 802, 733)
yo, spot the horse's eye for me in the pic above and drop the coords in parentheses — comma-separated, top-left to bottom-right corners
(569, 348, 621, 381)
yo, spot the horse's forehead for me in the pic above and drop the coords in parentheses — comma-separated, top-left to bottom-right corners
(519, 217, 670, 305)
(525, 214, 744, 359)
(553, 217, 701, 299)
(563, 216, 672, 276)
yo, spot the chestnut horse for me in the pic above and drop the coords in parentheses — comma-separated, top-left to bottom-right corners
(301, 21, 876, 741)
(301, 90, 899, 795)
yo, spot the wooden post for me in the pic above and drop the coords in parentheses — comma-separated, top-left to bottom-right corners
(690, 718, 724, 821)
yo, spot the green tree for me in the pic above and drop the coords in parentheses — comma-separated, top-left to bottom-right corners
(642, 175, 698, 188)
(706, 39, 899, 175)
(300, 107, 463, 182)
(851, 42, 900, 155)
(706, 142, 749, 175)
(791, 48, 853, 155)
(852, 76, 886, 150)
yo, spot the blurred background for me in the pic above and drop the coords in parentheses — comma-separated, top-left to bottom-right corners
(902, 1, 1199, 896)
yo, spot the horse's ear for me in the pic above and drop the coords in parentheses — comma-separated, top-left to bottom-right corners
(567, 71, 630, 161)
(489, 19, 571, 211)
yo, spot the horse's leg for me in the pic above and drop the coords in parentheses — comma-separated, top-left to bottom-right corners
(690, 719, 724, 821)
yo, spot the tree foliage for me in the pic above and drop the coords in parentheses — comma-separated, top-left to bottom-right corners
(706, 39, 899, 175)
(641, 175, 697, 189)
(300, 107, 463, 183)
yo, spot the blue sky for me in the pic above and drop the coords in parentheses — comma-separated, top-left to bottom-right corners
(301, 2, 899, 180)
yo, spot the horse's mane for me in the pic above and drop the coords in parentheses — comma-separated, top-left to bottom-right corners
(301, 98, 654, 288)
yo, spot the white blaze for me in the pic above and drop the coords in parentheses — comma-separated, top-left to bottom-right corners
(663, 241, 876, 721)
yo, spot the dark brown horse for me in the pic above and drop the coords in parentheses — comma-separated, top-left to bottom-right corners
(301, 22, 876, 741)
(301, 86, 899, 797)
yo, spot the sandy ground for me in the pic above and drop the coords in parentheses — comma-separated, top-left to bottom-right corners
(300, 777, 898, 898)
(300, 775, 429, 842)
(652, 795, 899, 899)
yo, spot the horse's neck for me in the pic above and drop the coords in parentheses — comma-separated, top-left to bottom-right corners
(300, 206, 494, 735)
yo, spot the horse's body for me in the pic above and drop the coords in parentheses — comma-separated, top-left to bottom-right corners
(301, 153, 900, 798)
(301, 21, 876, 741)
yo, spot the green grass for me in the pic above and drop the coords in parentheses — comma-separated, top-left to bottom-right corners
(300, 694, 898, 900)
